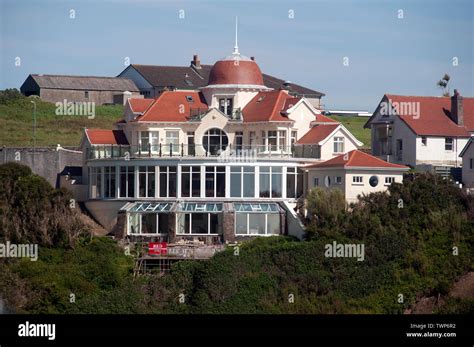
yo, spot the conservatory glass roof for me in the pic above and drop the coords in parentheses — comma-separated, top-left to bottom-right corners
(176, 203, 223, 213)
(129, 202, 173, 213)
(233, 203, 280, 213)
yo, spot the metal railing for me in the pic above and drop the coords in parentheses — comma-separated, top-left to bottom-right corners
(188, 107, 242, 121)
(86, 143, 322, 160)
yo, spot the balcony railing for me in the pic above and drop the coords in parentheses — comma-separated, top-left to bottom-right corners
(188, 108, 242, 121)
(86, 143, 321, 160)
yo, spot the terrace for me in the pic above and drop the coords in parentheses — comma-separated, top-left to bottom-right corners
(86, 143, 321, 160)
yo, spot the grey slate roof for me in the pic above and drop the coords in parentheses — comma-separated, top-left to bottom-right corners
(27, 74, 139, 92)
(125, 64, 325, 97)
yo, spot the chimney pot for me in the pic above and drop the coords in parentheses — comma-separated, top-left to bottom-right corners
(250, 56, 255, 61)
(191, 54, 201, 69)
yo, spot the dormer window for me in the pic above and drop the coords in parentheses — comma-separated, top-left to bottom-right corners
(334, 137, 344, 153)
(219, 98, 233, 116)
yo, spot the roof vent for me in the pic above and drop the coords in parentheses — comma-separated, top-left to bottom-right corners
(257, 96, 265, 102)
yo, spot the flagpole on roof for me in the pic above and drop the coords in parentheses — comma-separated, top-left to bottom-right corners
(233, 16, 239, 55)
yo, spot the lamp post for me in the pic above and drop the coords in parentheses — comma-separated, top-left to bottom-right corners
(31, 100, 36, 169)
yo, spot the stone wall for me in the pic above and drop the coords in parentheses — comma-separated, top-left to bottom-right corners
(40, 88, 141, 105)
(0, 147, 83, 188)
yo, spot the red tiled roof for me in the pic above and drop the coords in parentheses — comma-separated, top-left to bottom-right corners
(129, 98, 154, 113)
(135, 91, 208, 122)
(384, 94, 474, 137)
(85, 129, 129, 145)
(243, 90, 299, 122)
(296, 124, 340, 144)
(282, 97, 301, 113)
(306, 150, 409, 169)
(314, 114, 339, 123)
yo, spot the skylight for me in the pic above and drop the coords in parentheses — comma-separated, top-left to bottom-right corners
(234, 203, 280, 213)
(129, 202, 172, 213)
(177, 203, 223, 213)
(186, 95, 194, 102)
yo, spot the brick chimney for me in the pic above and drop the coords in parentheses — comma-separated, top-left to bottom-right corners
(451, 89, 464, 125)
(191, 54, 201, 69)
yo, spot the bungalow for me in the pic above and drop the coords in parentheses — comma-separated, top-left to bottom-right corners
(305, 150, 409, 203)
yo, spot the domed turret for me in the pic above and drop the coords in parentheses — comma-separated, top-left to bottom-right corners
(208, 53, 265, 87)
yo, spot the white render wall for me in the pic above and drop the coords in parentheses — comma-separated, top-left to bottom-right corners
(306, 168, 405, 203)
(415, 136, 467, 167)
(287, 101, 320, 140)
(462, 142, 474, 188)
(319, 128, 359, 161)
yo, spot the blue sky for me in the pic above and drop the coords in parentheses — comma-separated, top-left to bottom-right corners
(0, 0, 472, 110)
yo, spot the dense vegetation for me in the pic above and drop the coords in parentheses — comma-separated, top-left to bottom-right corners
(0, 162, 89, 247)
(0, 164, 472, 314)
(0, 89, 123, 147)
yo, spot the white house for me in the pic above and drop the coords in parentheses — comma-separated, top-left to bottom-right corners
(460, 137, 474, 189)
(364, 91, 474, 168)
(74, 42, 403, 244)
(305, 150, 409, 203)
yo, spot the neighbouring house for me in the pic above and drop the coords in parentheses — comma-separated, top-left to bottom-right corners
(68, 42, 400, 246)
(20, 74, 141, 105)
(364, 90, 474, 168)
(294, 117, 363, 159)
(117, 54, 325, 108)
(460, 137, 474, 189)
(305, 150, 409, 203)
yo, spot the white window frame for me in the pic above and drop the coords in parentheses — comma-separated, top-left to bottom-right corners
(128, 213, 170, 236)
(234, 213, 280, 236)
(333, 137, 344, 153)
(334, 176, 342, 185)
(352, 176, 363, 185)
(139, 131, 159, 153)
(176, 212, 220, 235)
(165, 130, 180, 154)
(385, 176, 395, 185)
(313, 177, 319, 187)
(445, 137, 454, 151)
(290, 130, 298, 146)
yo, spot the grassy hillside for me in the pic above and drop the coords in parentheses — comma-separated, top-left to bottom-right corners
(0, 90, 372, 149)
(328, 115, 371, 148)
(0, 92, 123, 147)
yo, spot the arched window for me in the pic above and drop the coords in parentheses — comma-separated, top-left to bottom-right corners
(202, 128, 228, 155)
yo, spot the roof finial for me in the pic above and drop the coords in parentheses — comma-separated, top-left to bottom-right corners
(233, 16, 239, 55)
